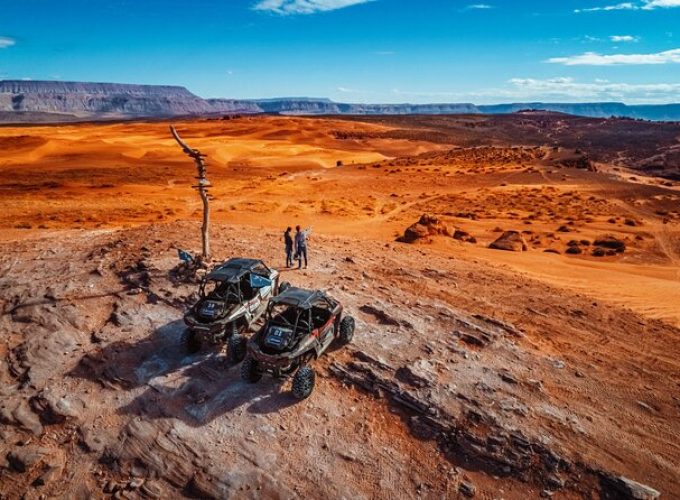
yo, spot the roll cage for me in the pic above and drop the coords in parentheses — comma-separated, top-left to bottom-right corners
(265, 291, 337, 336)
(198, 259, 274, 304)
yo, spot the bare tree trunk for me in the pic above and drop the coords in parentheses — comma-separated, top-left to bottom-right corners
(169, 125, 212, 259)
(200, 185, 210, 259)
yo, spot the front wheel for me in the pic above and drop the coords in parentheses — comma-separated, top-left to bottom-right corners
(183, 329, 201, 354)
(227, 334, 247, 364)
(338, 316, 355, 345)
(292, 365, 316, 400)
(241, 357, 263, 383)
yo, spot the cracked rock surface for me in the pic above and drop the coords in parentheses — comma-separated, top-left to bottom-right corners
(0, 222, 676, 498)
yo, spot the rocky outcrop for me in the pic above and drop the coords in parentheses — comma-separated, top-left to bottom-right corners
(600, 475, 660, 500)
(397, 214, 452, 243)
(453, 229, 477, 244)
(330, 347, 660, 500)
(489, 231, 528, 251)
(593, 236, 626, 253)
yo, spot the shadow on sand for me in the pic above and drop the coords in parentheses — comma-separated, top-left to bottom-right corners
(70, 318, 301, 427)
(117, 363, 300, 426)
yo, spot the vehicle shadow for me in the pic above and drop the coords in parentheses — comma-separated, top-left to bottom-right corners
(70, 317, 305, 426)
(69, 319, 209, 389)
(117, 361, 299, 426)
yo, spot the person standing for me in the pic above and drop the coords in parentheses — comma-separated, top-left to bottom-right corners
(284, 227, 294, 268)
(295, 225, 310, 269)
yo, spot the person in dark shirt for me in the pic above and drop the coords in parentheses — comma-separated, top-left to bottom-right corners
(284, 227, 294, 268)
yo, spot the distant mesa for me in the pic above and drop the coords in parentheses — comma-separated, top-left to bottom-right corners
(1, 79, 680, 122)
(0, 80, 216, 119)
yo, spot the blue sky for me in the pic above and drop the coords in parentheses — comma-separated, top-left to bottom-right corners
(1, 0, 679, 103)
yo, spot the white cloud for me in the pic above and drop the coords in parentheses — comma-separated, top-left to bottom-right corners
(506, 77, 680, 103)
(392, 77, 680, 104)
(576, 0, 680, 12)
(336, 86, 363, 93)
(465, 4, 493, 9)
(642, 0, 680, 8)
(610, 35, 638, 41)
(356, 78, 680, 104)
(253, 0, 375, 15)
(547, 48, 680, 65)
(0, 37, 16, 49)
(575, 2, 636, 12)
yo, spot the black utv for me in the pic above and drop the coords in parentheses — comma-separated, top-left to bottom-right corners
(241, 286, 355, 399)
(183, 258, 288, 362)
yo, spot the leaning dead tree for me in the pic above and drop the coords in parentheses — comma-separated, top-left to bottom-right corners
(170, 125, 211, 259)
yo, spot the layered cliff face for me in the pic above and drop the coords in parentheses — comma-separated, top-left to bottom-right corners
(347, 102, 479, 115)
(0, 80, 215, 117)
(1, 80, 680, 122)
(250, 99, 680, 120)
(252, 98, 343, 114)
(249, 99, 479, 115)
(206, 98, 263, 114)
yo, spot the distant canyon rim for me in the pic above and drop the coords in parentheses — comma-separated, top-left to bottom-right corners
(2, 79, 680, 122)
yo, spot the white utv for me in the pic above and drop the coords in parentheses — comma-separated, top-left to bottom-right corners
(183, 258, 289, 363)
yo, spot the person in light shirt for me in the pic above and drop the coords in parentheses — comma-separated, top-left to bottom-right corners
(294, 225, 311, 269)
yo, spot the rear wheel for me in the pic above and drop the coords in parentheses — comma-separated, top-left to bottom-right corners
(292, 365, 316, 400)
(339, 316, 355, 345)
(278, 281, 291, 294)
(183, 329, 201, 353)
(227, 334, 247, 364)
(241, 357, 263, 383)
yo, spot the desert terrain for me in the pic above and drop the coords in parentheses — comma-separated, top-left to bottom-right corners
(0, 114, 679, 499)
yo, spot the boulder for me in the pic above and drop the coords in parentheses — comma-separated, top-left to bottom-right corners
(594, 236, 626, 253)
(601, 475, 660, 500)
(396, 360, 437, 388)
(401, 223, 429, 243)
(459, 480, 476, 498)
(7, 446, 50, 472)
(489, 231, 528, 252)
(453, 229, 477, 244)
(398, 214, 451, 243)
(360, 304, 401, 326)
(30, 389, 84, 425)
(592, 248, 606, 257)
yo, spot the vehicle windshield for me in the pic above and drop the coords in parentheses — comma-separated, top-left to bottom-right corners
(200, 279, 242, 304)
